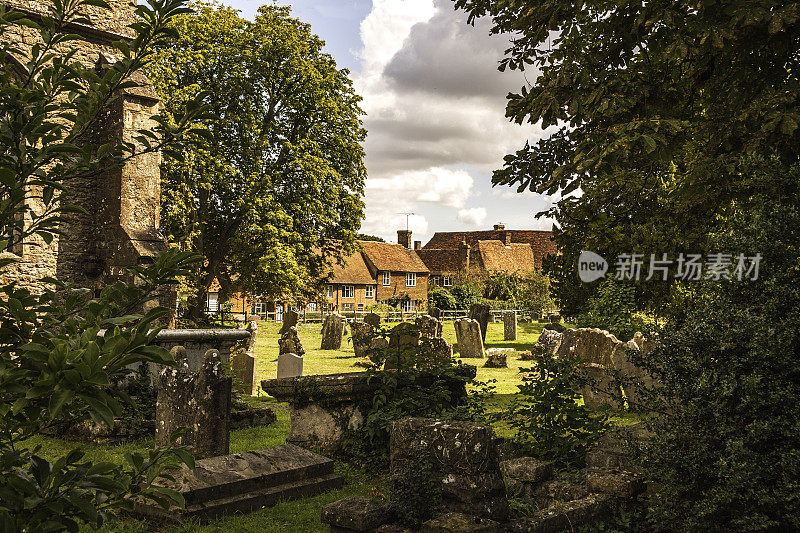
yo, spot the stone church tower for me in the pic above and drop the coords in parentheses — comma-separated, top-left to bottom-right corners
(1, 0, 169, 295)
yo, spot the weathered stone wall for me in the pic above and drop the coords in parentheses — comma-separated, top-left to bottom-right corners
(0, 1, 168, 301)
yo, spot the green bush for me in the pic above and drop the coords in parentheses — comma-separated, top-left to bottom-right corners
(636, 158, 800, 530)
(427, 286, 457, 310)
(450, 284, 482, 309)
(575, 278, 649, 341)
(504, 351, 609, 470)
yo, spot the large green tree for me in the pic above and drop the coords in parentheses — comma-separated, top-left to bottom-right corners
(147, 2, 367, 318)
(454, 0, 800, 314)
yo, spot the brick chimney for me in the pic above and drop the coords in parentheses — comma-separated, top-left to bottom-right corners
(458, 240, 470, 270)
(493, 224, 505, 231)
(494, 223, 510, 245)
(414, 241, 421, 250)
(397, 229, 412, 248)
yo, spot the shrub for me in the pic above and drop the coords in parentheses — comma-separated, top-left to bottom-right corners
(575, 278, 649, 340)
(450, 284, 482, 309)
(428, 286, 457, 310)
(504, 351, 609, 470)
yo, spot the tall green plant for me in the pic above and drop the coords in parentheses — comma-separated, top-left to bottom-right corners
(0, 0, 206, 529)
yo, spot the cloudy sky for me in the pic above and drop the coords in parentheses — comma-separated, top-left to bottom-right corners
(225, 0, 557, 244)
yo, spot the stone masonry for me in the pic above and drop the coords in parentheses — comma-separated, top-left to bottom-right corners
(0, 0, 170, 304)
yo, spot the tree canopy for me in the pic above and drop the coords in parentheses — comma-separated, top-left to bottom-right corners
(454, 0, 800, 314)
(147, 2, 367, 317)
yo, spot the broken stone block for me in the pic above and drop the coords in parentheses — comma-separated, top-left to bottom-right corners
(585, 469, 646, 498)
(469, 303, 490, 341)
(454, 318, 485, 359)
(321, 313, 345, 349)
(278, 325, 305, 356)
(503, 311, 517, 341)
(421, 512, 500, 533)
(501, 457, 553, 484)
(419, 336, 453, 367)
(390, 418, 508, 522)
(320, 497, 395, 531)
(415, 314, 443, 338)
(530, 480, 590, 507)
(581, 363, 623, 410)
(277, 353, 303, 379)
(385, 322, 421, 369)
(535, 329, 563, 355)
(505, 494, 612, 533)
(483, 351, 508, 368)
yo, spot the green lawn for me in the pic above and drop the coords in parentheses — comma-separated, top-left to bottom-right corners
(254, 319, 546, 395)
(25, 320, 554, 532)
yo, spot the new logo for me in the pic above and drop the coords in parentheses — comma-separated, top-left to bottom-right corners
(578, 250, 608, 282)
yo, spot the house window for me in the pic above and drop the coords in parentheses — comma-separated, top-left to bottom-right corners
(443, 275, 452, 287)
(430, 276, 439, 286)
(365, 286, 374, 298)
(326, 285, 334, 298)
(207, 292, 219, 313)
(357, 303, 364, 312)
(342, 285, 354, 298)
(307, 302, 317, 311)
(342, 303, 354, 311)
(382, 271, 391, 286)
(251, 300, 266, 316)
(406, 273, 416, 287)
(401, 300, 415, 312)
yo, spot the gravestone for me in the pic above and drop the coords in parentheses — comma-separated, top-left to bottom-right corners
(350, 321, 376, 359)
(536, 329, 563, 355)
(279, 309, 299, 335)
(279, 325, 305, 356)
(231, 350, 256, 395)
(428, 306, 441, 320)
(484, 349, 508, 368)
(415, 314, 443, 338)
(390, 418, 509, 521)
(277, 353, 303, 379)
(193, 349, 232, 458)
(364, 312, 381, 328)
(419, 336, 453, 367)
(469, 303, 490, 341)
(155, 348, 232, 459)
(503, 311, 517, 341)
(245, 320, 259, 352)
(321, 313, 345, 349)
(385, 322, 421, 369)
(454, 318, 485, 358)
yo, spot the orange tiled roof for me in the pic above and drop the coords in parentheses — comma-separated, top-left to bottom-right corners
(359, 240, 429, 273)
(415, 248, 460, 274)
(422, 228, 556, 269)
(476, 240, 538, 273)
(329, 249, 377, 285)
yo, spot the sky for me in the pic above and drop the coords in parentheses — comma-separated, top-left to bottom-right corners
(224, 0, 558, 244)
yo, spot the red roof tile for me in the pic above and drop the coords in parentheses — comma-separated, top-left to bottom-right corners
(359, 241, 429, 273)
(328, 250, 377, 285)
(476, 240, 538, 273)
(415, 248, 460, 274)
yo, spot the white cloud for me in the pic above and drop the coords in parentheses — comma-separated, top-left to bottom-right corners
(457, 207, 487, 226)
(368, 167, 474, 209)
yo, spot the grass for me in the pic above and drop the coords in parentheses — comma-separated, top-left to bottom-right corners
(26, 319, 630, 532)
(254, 319, 547, 396)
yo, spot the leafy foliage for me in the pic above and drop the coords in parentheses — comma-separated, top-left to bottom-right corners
(0, 0, 204, 529)
(636, 158, 800, 530)
(427, 285, 457, 310)
(505, 352, 609, 470)
(147, 2, 367, 319)
(575, 278, 650, 341)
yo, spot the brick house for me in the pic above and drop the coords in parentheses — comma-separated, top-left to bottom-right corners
(321, 248, 377, 314)
(357, 234, 429, 313)
(416, 224, 557, 286)
(1, 0, 169, 300)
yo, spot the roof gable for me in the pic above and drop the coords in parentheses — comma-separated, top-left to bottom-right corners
(476, 240, 537, 273)
(329, 250, 376, 285)
(358, 241, 429, 273)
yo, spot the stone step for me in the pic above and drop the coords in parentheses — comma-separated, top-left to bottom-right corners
(134, 444, 343, 521)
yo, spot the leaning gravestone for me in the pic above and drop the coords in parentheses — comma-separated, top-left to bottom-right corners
(277, 353, 303, 378)
(245, 320, 259, 352)
(454, 318, 485, 358)
(419, 336, 453, 367)
(415, 314, 443, 338)
(350, 321, 376, 359)
(503, 310, 517, 341)
(364, 312, 381, 328)
(155, 348, 232, 459)
(428, 306, 441, 320)
(469, 303, 490, 341)
(385, 322, 421, 369)
(279, 309, 299, 335)
(279, 325, 305, 356)
(321, 313, 345, 349)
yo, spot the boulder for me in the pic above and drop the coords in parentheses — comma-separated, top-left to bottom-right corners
(483, 352, 507, 368)
(321, 496, 395, 531)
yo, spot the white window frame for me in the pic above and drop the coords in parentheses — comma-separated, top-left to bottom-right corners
(307, 302, 317, 311)
(401, 299, 415, 312)
(251, 300, 265, 316)
(207, 292, 219, 313)
(406, 272, 416, 287)
(365, 285, 374, 298)
(382, 271, 391, 286)
(342, 285, 354, 298)
(442, 275, 452, 287)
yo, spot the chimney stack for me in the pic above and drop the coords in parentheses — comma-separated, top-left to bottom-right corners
(414, 241, 421, 250)
(493, 223, 505, 231)
(397, 229, 412, 248)
(494, 223, 510, 245)
(458, 240, 470, 270)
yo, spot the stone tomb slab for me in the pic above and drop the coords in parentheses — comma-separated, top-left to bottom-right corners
(134, 444, 343, 521)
